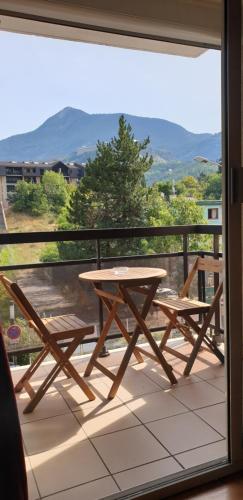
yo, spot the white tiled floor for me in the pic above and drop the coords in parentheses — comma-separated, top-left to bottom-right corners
(12, 342, 227, 500)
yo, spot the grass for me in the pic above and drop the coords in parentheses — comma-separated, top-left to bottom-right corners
(2, 209, 57, 265)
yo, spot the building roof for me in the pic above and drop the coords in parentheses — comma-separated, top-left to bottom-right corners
(0, 160, 84, 169)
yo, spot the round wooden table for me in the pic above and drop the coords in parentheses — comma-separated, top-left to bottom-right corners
(80, 267, 167, 283)
(79, 266, 177, 398)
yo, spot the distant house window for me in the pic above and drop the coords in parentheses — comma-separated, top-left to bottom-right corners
(6, 167, 22, 175)
(25, 167, 36, 174)
(208, 208, 219, 220)
(7, 185, 16, 192)
(6, 176, 22, 184)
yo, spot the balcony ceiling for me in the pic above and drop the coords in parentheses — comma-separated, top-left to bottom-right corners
(0, 0, 221, 55)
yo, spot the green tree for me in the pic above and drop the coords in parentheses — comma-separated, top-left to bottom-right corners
(68, 115, 152, 230)
(169, 196, 210, 251)
(12, 181, 48, 216)
(62, 115, 153, 258)
(175, 176, 202, 199)
(142, 185, 175, 253)
(156, 180, 173, 201)
(202, 173, 222, 199)
(42, 171, 69, 213)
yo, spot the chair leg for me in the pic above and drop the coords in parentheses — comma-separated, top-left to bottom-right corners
(184, 316, 224, 376)
(159, 313, 177, 350)
(15, 346, 49, 393)
(23, 361, 64, 413)
(23, 338, 95, 413)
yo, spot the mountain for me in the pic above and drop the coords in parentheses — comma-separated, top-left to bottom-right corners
(0, 107, 221, 166)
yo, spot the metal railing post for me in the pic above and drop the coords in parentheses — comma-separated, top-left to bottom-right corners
(183, 234, 189, 284)
(213, 234, 221, 341)
(96, 239, 109, 357)
(197, 251, 205, 324)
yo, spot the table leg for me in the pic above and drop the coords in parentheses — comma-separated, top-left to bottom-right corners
(102, 295, 144, 364)
(108, 280, 177, 399)
(84, 300, 119, 377)
(121, 284, 177, 385)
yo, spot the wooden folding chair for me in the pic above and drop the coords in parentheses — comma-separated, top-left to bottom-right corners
(0, 274, 96, 413)
(153, 257, 224, 376)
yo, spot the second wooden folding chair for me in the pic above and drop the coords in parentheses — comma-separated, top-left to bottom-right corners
(0, 274, 96, 413)
(153, 257, 224, 376)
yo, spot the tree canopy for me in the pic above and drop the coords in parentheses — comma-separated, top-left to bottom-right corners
(12, 171, 69, 216)
(202, 173, 222, 199)
(42, 170, 69, 213)
(42, 116, 208, 262)
(12, 181, 48, 216)
(68, 115, 153, 230)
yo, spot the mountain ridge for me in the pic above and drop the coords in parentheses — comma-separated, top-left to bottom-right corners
(0, 107, 221, 167)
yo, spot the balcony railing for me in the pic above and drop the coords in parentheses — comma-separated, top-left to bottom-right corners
(0, 224, 223, 359)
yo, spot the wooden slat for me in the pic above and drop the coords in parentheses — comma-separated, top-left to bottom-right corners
(197, 257, 223, 273)
(92, 360, 116, 381)
(163, 345, 189, 362)
(50, 317, 73, 331)
(58, 315, 86, 329)
(154, 297, 210, 315)
(135, 346, 158, 362)
(94, 288, 125, 304)
(43, 315, 90, 333)
(23, 381, 36, 399)
(42, 318, 64, 333)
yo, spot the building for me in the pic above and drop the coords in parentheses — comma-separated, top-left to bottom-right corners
(0, 160, 85, 205)
(197, 200, 222, 225)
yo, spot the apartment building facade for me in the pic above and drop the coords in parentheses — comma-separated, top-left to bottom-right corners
(0, 160, 85, 205)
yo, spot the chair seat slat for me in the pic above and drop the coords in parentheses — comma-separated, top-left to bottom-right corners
(43, 315, 87, 333)
(154, 297, 210, 314)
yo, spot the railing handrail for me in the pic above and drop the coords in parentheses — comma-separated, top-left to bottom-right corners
(0, 223, 222, 245)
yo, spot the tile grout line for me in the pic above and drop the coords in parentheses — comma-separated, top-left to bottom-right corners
(110, 455, 184, 477)
(25, 455, 42, 500)
(20, 408, 72, 427)
(39, 474, 113, 499)
(71, 408, 122, 492)
(191, 406, 226, 439)
(159, 380, 226, 422)
(111, 396, 187, 472)
(72, 370, 187, 480)
(174, 438, 227, 468)
(205, 377, 226, 393)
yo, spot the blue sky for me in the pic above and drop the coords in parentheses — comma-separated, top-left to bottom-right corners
(0, 31, 221, 140)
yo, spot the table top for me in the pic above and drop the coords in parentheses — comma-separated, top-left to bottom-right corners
(79, 267, 167, 283)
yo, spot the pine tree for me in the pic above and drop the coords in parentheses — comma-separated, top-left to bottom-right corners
(68, 115, 153, 230)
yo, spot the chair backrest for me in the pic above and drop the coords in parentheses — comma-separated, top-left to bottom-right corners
(180, 257, 223, 299)
(196, 257, 223, 274)
(0, 274, 51, 340)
